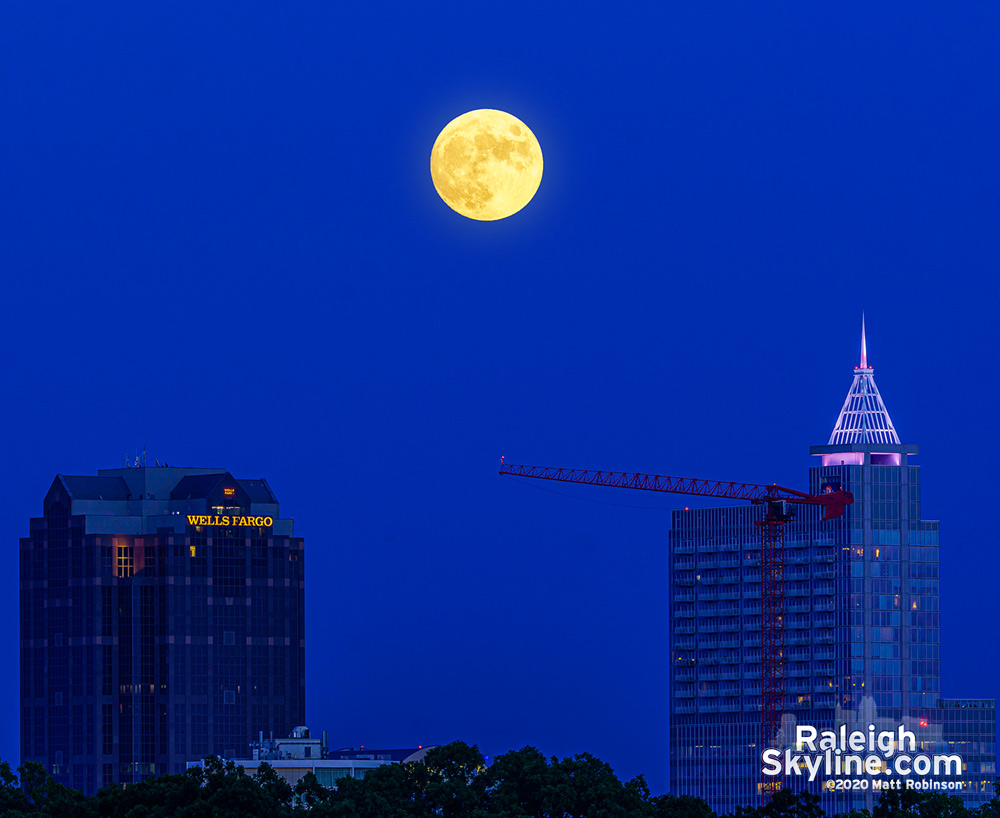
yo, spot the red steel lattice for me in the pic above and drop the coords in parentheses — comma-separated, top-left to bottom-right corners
(499, 460, 852, 802)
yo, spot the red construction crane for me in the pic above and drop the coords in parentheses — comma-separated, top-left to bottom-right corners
(498, 458, 853, 801)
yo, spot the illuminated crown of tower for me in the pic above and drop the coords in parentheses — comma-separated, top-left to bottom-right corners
(828, 317, 900, 446)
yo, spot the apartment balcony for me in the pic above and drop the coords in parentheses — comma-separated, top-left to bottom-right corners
(816, 617, 835, 628)
(720, 623, 741, 633)
(720, 639, 740, 649)
(718, 558, 741, 569)
(814, 633, 834, 644)
(675, 543, 696, 555)
(813, 583, 836, 596)
(674, 689, 696, 699)
(675, 609, 696, 618)
(676, 577, 696, 587)
(719, 669, 741, 680)
(787, 602, 811, 614)
(675, 625, 696, 635)
(787, 587, 811, 597)
(787, 650, 811, 662)
(697, 624, 718, 634)
(675, 705, 696, 714)
(718, 607, 741, 617)
(720, 687, 740, 697)
(698, 591, 718, 601)
(698, 704, 721, 714)
(719, 590, 742, 600)
(787, 635, 812, 646)
(743, 686, 761, 696)
(674, 592, 695, 603)
(675, 559, 696, 571)
(744, 669, 761, 679)
(743, 638, 761, 648)
(698, 640, 719, 650)
(675, 639, 696, 650)
(720, 703, 742, 713)
(813, 600, 836, 612)
(675, 671, 696, 682)
(814, 568, 836, 580)
(814, 649, 836, 661)
(700, 577, 718, 586)
(719, 575, 740, 585)
(788, 667, 812, 678)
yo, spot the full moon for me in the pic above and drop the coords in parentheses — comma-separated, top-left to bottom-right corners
(430, 109, 543, 221)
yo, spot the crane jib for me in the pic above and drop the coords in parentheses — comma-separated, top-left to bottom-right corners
(498, 462, 853, 520)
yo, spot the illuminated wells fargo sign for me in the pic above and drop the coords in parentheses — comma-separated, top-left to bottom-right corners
(186, 515, 273, 527)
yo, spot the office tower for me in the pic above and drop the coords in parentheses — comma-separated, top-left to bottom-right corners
(668, 325, 995, 812)
(20, 465, 305, 794)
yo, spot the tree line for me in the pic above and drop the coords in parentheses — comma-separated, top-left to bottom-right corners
(1, 742, 997, 818)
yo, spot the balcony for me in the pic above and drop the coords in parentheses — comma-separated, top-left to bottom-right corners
(720, 623, 741, 633)
(720, 686, 740, 697)
(719, 590, 742, 600)
(787, 602, 811, 614)
(674, 559, 695, 571)
(675, 639, 696, 650)
(676, 577, 696, 587)
(813, 601, 836, 612)
(816, 617, 835, 628)
(744, 670, 761, 679)
(719, 669, 741, 680)
(814, 583, 836, 596)
(697, 624, 718, 634)
(787, 635, 812, 646)
(675, 671, 696, 682)
(675, 625, 696, 635)
(743, 638, 761, 648)
(674, 592, 695, 603)
(720, 703, 742, 713)
(720, 639, 740, 649)
(674, 689, 696, 699)
(698, 704, 720, 714)
(814, 568, 836, 580)
(675, 705, 696, 714)
(787, 587, 811, 597)
(814, 650, 836, 661)
(675, 543, 695, 555)
(675, 609, 696, 619)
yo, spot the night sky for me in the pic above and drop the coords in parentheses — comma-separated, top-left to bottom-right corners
(2, 3, 998, 795)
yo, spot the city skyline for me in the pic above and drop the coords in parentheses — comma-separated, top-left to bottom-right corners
(2, 3, 999, 797)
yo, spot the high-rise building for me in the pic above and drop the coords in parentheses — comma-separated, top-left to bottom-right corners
(668, 325, 995, 812)
(20, 465, 306, 794)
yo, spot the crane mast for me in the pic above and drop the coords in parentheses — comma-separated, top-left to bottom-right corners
(499, 459, 852, 801)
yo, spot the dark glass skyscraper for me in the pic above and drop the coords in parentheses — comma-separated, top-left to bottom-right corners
(20, 466, 305, 794)
(668, 326, 995, 812)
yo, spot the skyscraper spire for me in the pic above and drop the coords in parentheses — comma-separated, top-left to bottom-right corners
(860, 313, 868, 370)
(828, 318, 900, 446)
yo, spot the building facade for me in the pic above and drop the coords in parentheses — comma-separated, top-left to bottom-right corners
(188, 725, 435, 789)
(20, 466, 305, 794)
(668, 327, 996, 812)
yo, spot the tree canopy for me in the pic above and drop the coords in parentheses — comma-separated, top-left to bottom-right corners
(0, 746, 996, 818)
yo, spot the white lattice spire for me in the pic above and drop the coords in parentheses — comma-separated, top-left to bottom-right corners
(828, 317, 900, 446)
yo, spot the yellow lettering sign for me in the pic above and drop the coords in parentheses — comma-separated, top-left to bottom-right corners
(185, 514, 273, 528)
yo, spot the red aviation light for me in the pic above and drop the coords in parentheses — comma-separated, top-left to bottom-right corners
(920, 718, 929, 728)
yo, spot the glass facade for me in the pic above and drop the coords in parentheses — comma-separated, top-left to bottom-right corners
(20, 467, 306, 795)
(668, 447, 995, 812)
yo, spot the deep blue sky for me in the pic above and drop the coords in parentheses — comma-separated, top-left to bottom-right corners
(1, 3, 998, 794)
